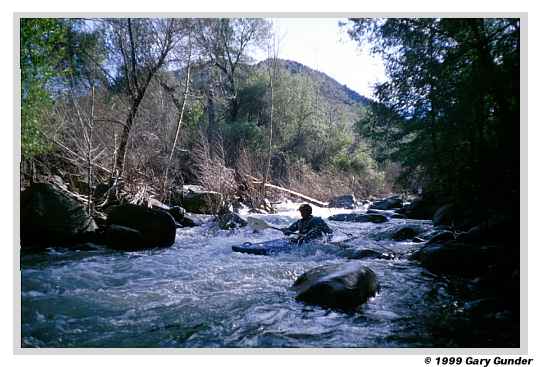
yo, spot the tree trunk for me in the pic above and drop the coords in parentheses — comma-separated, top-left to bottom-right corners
(163, 58, 192, 195)
(206, 87, 217, 159)
(114, 94, 144, 177)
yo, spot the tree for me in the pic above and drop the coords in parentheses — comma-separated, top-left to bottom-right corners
(194, 18, 271, 122)
(20, 18, 70, 158)
(102, 18, 185, 177)
(347, 18, 520, 212)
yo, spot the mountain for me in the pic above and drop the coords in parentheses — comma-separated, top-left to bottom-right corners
(256, 58, 371, 108)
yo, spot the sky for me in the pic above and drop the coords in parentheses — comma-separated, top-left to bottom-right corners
(254, 18, 388, 100)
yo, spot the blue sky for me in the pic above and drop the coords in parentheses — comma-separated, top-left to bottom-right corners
(254, 18, 387, 100)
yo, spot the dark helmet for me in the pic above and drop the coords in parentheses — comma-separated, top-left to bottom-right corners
(298, 203, 312, 214)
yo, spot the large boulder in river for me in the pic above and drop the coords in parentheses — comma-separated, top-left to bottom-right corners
(20, 183, 98, 249)
(328, 213, 388, 223)
(368, 196, 403, 210)
(104, 204, 176, 249)
(328, 194, 357, 209)
(292, 262, 380, 311)
(170, 185, 223, 214)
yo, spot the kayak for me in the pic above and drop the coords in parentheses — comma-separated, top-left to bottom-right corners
(231, 236, 360, 256)
(232, 238, 295, 255)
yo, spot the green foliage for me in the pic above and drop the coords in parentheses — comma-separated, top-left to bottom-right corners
(222, 120, 265, 151)
(20, 18, 98, 158)
(333, 143, 376, 174)
(20, 18, 70, 157)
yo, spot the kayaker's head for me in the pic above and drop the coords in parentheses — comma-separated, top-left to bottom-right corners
(298, 204, 312, 219)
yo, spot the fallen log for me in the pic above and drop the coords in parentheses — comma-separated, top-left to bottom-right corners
(261, 182, 329, 208)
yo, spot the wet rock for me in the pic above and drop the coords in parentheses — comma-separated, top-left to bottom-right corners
(426, 230, 455, 244)
(104, 204, 176, 249)
(101, 224, 145, 250)
(397, 196, 441, 220)
(432, 203, 455, 226)
(347, 249, 396, 260)
(292, 262, 380, 311)
(391, 226, 424, 241)
(368, 196, 403, 210)
(217, 211, 247, 230)
(168, 206, 197, 227)
(455, 216, 517, 244)
(366, 208, 406, 219)
(328, 213, 388, 223)
(170, 185, 223, 214)
(21, 183, 98, 249)
(434, 225, 453, 231)
(410, 241, 498, 276)
(328, 194, 357, 209)
(370, 224, 426, 241)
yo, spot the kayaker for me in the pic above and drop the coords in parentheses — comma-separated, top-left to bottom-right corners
(280, 203, 333, 244)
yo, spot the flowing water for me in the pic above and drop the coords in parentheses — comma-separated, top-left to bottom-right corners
(21, 202, 487, 348)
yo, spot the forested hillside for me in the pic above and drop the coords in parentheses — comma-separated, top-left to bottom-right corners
(20, 18, 388, 213)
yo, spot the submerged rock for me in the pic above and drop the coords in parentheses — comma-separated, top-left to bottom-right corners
(104, 204, 176, 249)
(292, 262, 380, 311)
(328, 213, 388, 223)
(21, 183, 97, 249)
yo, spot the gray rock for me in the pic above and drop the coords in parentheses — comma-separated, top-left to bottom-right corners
(292, 262, 380, 311)
(217, 211, 247, 230)
(328, 194, 357, 209)
(368, 196, 403, 210)
(21, 183, 97, 249)
(170, 185, 223, 214)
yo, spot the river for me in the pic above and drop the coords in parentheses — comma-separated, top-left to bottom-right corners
(20, 202, 505, 348)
